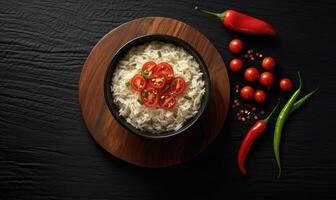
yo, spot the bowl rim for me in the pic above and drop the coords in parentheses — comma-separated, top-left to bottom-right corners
(104, 34, 211, 139)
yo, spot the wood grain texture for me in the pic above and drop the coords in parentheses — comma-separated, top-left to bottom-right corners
(1, 0, 336, 199)
(79, 17, 230, 168)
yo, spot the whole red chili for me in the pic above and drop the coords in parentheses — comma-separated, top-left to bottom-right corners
(195, 6, 276, 36)
(237, 102, 279, 175)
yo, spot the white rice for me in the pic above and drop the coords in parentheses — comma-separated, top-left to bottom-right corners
(111, 41, 205, 133)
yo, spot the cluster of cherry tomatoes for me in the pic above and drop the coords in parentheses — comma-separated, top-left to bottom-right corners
(228, 39, 293, 103)
(130, 61, 186, 110)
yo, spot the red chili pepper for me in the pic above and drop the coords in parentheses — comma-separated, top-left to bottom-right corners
(237, 102, 279, 175)
(195, 6, 276, 36)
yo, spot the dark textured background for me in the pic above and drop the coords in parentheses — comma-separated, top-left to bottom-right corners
(1, 0, 336, 199)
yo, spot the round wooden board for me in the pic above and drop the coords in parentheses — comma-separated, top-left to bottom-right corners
(79, 17, 230, 168)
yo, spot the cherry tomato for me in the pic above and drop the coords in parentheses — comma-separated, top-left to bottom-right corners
(154, 62, 174, 80)
(141, 88, 159, 107)
(259, 72, 274, 87)
(229, 58, 243, 72)
(254, 90, 266, 103)
(159, 93, 176, 111)
(244, 67, 260, 82)
(261, 57, 276, 70)
(148, 72, 166, 89)
(142, 61, 157, 74)
(279, 78, 293, 91)
(131, 74, 146, 92)
(229, 39, 243, 54)
(170, 77, 186, 96)
(240, 86, 255, 101)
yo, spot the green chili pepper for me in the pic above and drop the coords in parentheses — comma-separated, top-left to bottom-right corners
(144, 90, 149, 97)
(141, 72, 150, 79)
(125, 81, 130, 87)
(289, 88, 318, 115)
(128, 63, 136, 70)
(184, 96, 192, 100)
(158, 51, 162, 58)
(164, 84, 170, 91)
(273, 72, 302, 178)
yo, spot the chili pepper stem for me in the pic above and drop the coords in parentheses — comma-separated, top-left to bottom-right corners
(278, 168, 282, 178)
(263, 101, 280, 124)
(290, 87, 318, 114)
(194, 6, 225, 21)
(297, 71, 302, 89)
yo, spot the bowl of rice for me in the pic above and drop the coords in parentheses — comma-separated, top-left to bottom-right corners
(104, 35, 211, 139)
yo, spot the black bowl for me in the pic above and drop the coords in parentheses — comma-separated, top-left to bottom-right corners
(104, 34, 211, 139)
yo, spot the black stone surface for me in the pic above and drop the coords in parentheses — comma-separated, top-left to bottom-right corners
(1, 0, 336, 199)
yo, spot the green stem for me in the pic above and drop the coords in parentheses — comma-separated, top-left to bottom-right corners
(297, 71, 302, 89)
(263, 101, 280, 124)
(194, 6, 225, 21)
(290, 88, 318, 114)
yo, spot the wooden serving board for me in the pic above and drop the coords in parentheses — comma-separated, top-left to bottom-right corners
(79, 17, 230, 168)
